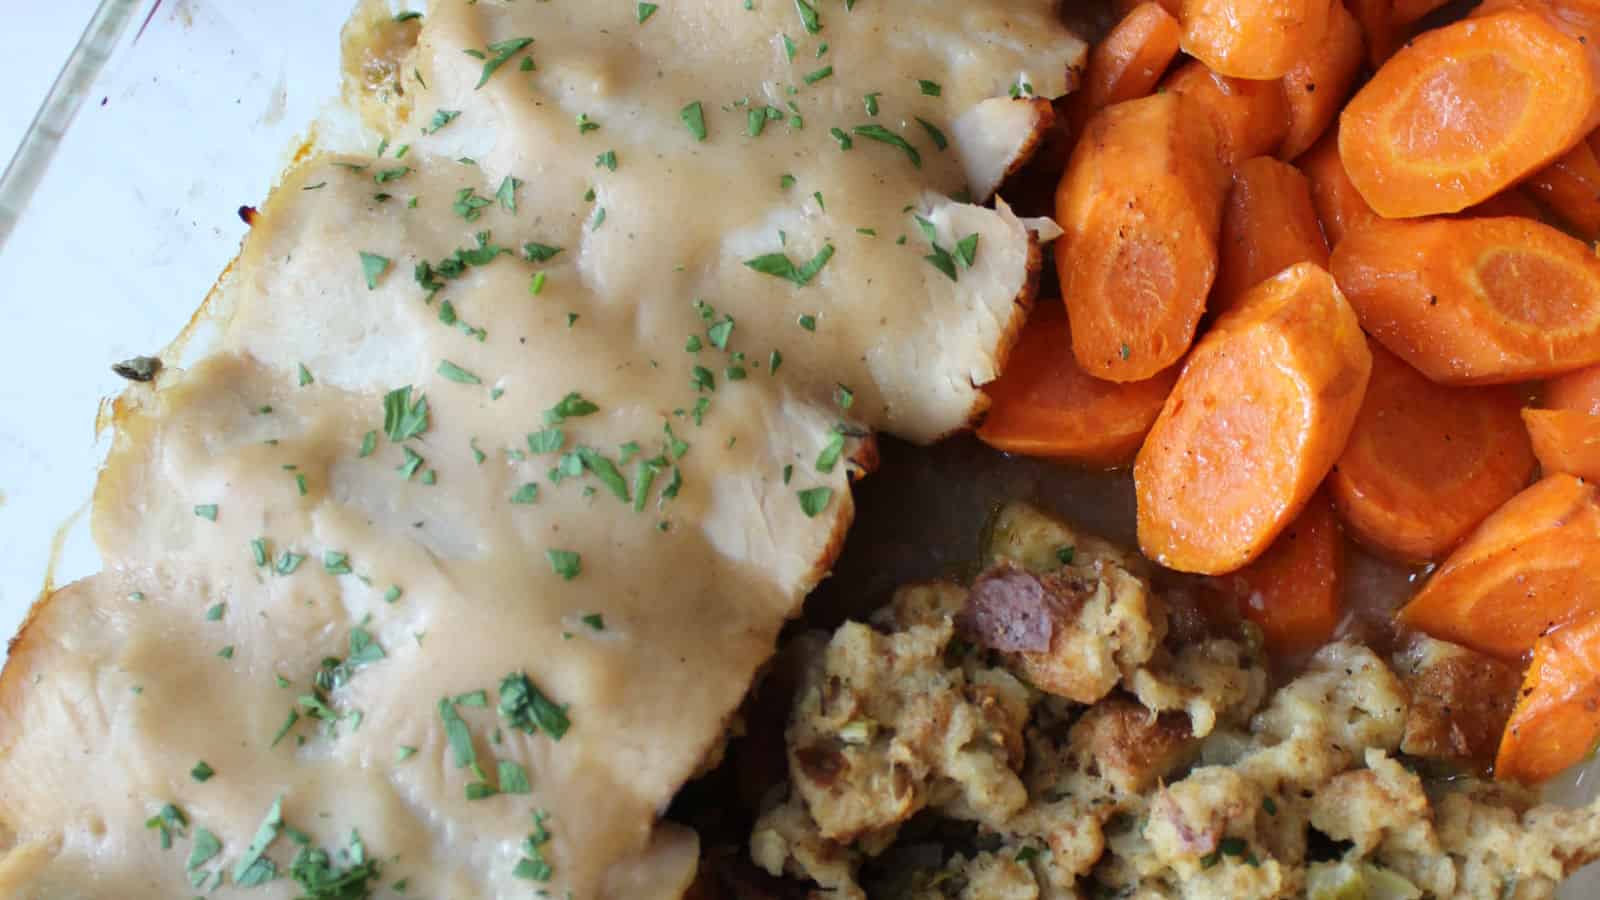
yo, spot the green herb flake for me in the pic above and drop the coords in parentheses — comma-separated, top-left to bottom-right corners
(803, 65, 833, 85)
(476, 37, 534, 89)
(296, 362, 315, 387)
(398, 447, 425, 480)
(782, 34, 797, 62)
(799, 314, 817, 331)
(680, 101, 708, 141)
(1057, 545, 1077, 565)
(231, 797, 283, 883)
(438, 360, 482, 385)
(276, 552, 306, 575)
(499, 671, 572, 739)
(496, 175, 522, 212)
(795, 0, 821, 33)
(852, 124, 921, 167)
(359, 251, 391, 289)
(637, 2, 659, 22)
(544, 392, 599, 425)
(916, 117, 948, 150)
(829, 126, 853, 150)
(816, 430, 845, 473)
(576, 112, 599, 133)
(324, 551, 353, 575)
(511, 483, 540, 505)
(744, 244, 834, 286)
(596, 149, 618, 172)
(955, 233, 980, 268)
(1120, 342, 1132, 360)
(498, 759, 532, 793)
(797, 486, 833, 517)
(546, 549, 582, 581)
(374, 166, 409, 184)
(204, 603, 225, 622)
(188, 827, 222, 870)
(924, 243, 958, 281)
(780, 173, 797, 189)
(747, 107, 768, 137)
(194, 504, 218, 522)
(424, 108, 461, 134)
(382, 386, 430, 442)
(190, 761, 215, 782)
(582, 613, 606, 630)
(918, 79, 942, 96)
(396, 745, 417, 762)
(218, 645, 235, 659)
(359, 430, 378, 457)
(835, 384, 855, 410)
(439, 698, 477, 768)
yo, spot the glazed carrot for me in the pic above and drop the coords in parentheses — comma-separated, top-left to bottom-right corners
(1135, 262, 1371, 574)
(1213, 156, 1330, 314)
(1330, 216, 1600, 384)
(1297, 128, 1380, 247)
(1056, 93, 1229, 382)
(1523, 139, 1600, 239)
(978, 301, 1178, 467)
(1346, 0, 1405, 67)
(1496, 614, 1600, 785)
(1330, 342, 1536, 562)
(1546, 363, 1600, 414)
(1464, 188, 1545, 220)
(1161, 60, 1290, 168)
(1117, 0, 1181, 17)
(1214, 491, 1344, 654)
(1522, 409, 1600, 482)
(1179, 0, 1337, 80)
(1339, 10, 1600, 217)
(1399, 474, 1600, 660)
(1277, 1, 1364, 162)
(1067, 3, 1183, 136)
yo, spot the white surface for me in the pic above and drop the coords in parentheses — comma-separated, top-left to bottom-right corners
(0, 0, 350, 631)
(0, 2, 102, 160)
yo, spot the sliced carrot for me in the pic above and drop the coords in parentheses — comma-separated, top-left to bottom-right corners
(1135, 262, 1372, 574)
(1277, 1, 1365, 162)
(1496, 613, 1600, 784)
(1213, 156, 1330, 314)
(978, 301, 1179, 467)
(1523, 409, 1600, 482)
(1474, 0, 1600, 49)
(1523, 138, 1600, 239)
(1179, 0, 1337, 80)
(1546, 363, 1600, 414)
(1330, 216, 1600, 384)
(1330, 342, 1536, 562)
(1399, 474, 1600, 661)
(1339, 10, 1600, 217)
(1161, 60, 1291, 168)
(1464, 187, 1545, 220)
(1067, 2, 1184, 136)
(1055, 93, 1229, 383)
(1297, 127, 1380, 248)
(1116, 0, 1182, 18)
(1347, 0, 1407, 68)
(1214, 490, 1345, 655)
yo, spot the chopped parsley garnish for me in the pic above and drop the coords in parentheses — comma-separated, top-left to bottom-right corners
(795, 0, 821, 33)
(498, 759, 532, 794)
(853, 124, 921, 167)
(744, 244, 835, 286)
(528, 428, 565, 454)
(424, 109, 460, 134)
(798, 486, 833, 517)
(916, 117, 948, 150)
(384, 585, 403, 603)
(918, 79, 942, 96)
(769, 349, 783, 373)
(708, 317, 735, 350)
(250, 539, 267, 567)
(544, 392, 599, 424)
(691, 365, 716, 392)
(194, 504, 218, 521)
(522, 241, 564, 262)
(829, 127, 853, 150)
(1010, 80, 1035, 98)
(1057, 545, 1077, 565)
(219, 645, 235, 659)
(398, 447, 425, 480)
(276, 551, 306, 575)
(189, 827, 222, 870)
(232, 797, 283, 885)
(747, 108, 769, 137)
(835, 384, 855, 410)
(578, 448, 630, 501)
(545, 549, 582, 582)
(374, 166, 409, 184)
(514, 811, 555, 881)
(271, 710, 300, 749)
(359, 252, 390, 289)
(680, 101, 708, 141)
(452, 187, 493, 221)
(297, 362, 315, 386)
(499, 671, 571, 738)
(592, 207, 607, 230)
(596, 149, 618, 171)
(637, 2, 658, 22)
(955, 233, 980, 268)
(324, 551, 352, 576)
(476, 37, 534, 88)
(925, 243, 958, 281)
(529, 271, 547, 295)
(382, 386, 429, 441)
(799, 313, 817, 331)
(395, 10, 422, 21)
(439, 698, 477, 768)
(816, 429, 845, 473)
(576, 113, 600, 133)
(1120, 342, 1132, 360)
(437, 360, 481, 384)
(396, 745, 417, 762)
(864, 92, 881, 116)
(803, 66, 833, 85)
(583, 613, 606, 630)
(496, 175, 522, 212)
(783, 34, 798, 62)
(204, 603, 226, 621)
(511, 483, 540, 504)
(780, 173, 797, 189)
(288, 830, 381, 898)
(145, 803, 187, 849)
(191, 761, 215, 782)
(359, 430, 377, 457)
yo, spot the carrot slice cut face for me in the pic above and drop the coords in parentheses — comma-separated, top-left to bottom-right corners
(1068, 2, 1184, 136)
(1179, 0, 1336, 80)
(1496, 613, 1600, 784)
(1524, 138, 1600, 239)
(1056, 93, 1228, 383)
(1546, 363, 1600, 414)
(1399, 474, 1600, 661)
(1523, 409, 1600, 482)
(1214, 156, 1330, 314)
(1339, 10, 1600, 217)
(1330, 216, 1600, 384)
(1214, 491, 1345, 655)
(1135, 262, 1371, 574)
(1278, 1, 1365, 162)
(1161, 61, 1290, 168)
(1331, 342, 1536, 562)
(1297, 128, 1380, 249)
(977, 301, 1178, 468)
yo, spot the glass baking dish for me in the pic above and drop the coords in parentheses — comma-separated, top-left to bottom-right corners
(1, 1, 1597, 896)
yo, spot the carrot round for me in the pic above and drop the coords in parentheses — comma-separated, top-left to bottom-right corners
(1161, 60, 1291, 168)
(1213, 490, 1345, 655)
(1398, 474, 1600, 661)
(1135, 262, 1372, 574)
(1297, 128, 1379, 248)
(1523, 138, 1600, 239)
(1330, 216, 1600, 384)
(1068, 2, 1184, 136)
(1464, 187, 1546, 220)
(1179, 0, 1336, 80)
(1546, 363, 1600, 414)
(1116, 0, 1182, 18)
(1496, 613, 1600, 784)
(978, 300, 1178, 467)
(1523, 409, 1600, 482)
(1277, 1, 1365, 162)
(1056, 93, 1229, 383)
(1214, 156, 1330, 314)
(1330, 342, 1537, 562)
(1339, 10, 1600, 217)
